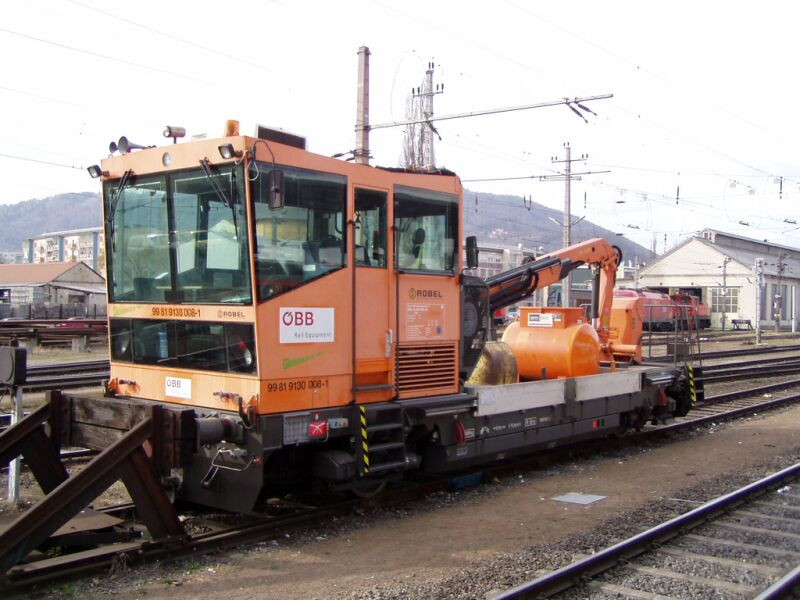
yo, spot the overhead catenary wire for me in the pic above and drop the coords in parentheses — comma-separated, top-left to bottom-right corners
(65, 0, 272, 73)
(0, 27, 211, 86)
(0, 152, 84, 170)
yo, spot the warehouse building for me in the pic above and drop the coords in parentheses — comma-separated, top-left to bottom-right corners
(636, 229, 800, 330)
(0, 262, 106, 307)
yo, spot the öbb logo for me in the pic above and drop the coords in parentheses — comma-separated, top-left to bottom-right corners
(282, 311, 315, 326)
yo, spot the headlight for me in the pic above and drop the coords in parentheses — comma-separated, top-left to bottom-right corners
(113, 330, 131, 359)
(238, 341, 253, 366)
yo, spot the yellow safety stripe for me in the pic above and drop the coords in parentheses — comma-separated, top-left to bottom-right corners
(688, 365, 697, 405)
(360, 406, 369, 473)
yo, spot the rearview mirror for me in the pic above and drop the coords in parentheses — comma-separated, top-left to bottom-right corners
(465, 235, 478, 269)
(267, 169, 285, 210)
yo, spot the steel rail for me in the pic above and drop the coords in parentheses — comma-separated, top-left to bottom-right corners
(493, 461, 800, 599)
(647, 343, 800, 362)
(20, 373, 108, 393)
(26, 360, 110, 376)
(658, 391, 800, 435)
(755, 564, 800, 599)
(0, 494, 366, 590)
(700, 377, 800, 405)
(701, 362, 800, 382)
(702, 355, 800, 372)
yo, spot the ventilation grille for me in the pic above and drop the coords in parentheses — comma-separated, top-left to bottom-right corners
(397, 342, 458, 398)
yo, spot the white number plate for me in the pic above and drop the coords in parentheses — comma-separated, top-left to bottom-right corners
(165, 376, 192, 399)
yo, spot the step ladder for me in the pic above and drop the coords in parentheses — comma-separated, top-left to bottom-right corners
(356, 404, 407, 477)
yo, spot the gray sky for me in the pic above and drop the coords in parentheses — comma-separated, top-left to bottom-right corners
(2, 0, 798, 252)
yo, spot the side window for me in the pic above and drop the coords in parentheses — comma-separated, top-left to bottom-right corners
(252, 165, 347, 301)
(394, 186, 458, 273)
(355, 189, 387, 268)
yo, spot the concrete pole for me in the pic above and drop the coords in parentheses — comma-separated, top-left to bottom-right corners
(720, 257, 729, 330)
(7, 386, 22, 502)
(793, 285, 797, 333)
(354, 46, 370, 165)
(755, 258, 763, 345)
(775, 252, 786, 333)
(424, 62, 435, 169)
(563, 142, 571, 308)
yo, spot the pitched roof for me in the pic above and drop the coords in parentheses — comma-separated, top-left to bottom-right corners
(641, 229, 800, 280)
(0, 262, 82, 285)
(699, 228, 800, 255)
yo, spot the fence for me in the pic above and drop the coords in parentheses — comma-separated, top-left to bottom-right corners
(0, 303, 107, 320)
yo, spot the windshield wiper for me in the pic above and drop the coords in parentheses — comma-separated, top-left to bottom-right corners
(106, 169, 133, 251)
(199, 158, 238, 234)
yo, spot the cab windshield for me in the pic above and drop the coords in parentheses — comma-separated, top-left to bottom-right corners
(105, 164, 252, 304)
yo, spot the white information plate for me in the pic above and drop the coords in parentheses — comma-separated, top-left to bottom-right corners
(527, 312, 555, 327)
(279, 307, 335, 344)
(165, 376, 192, 399)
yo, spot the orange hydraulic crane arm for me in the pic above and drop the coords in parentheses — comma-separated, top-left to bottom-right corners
(486, 238, 621, 313)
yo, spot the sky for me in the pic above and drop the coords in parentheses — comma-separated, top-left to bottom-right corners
(1, 0, 799, 254)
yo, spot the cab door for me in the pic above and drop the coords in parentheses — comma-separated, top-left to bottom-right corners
(352, 187, 394, 402)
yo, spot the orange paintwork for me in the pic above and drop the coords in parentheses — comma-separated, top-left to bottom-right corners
(502, 307, 601, 380)
(609, 296, 644, 363)
(103, 131, 463, 415)
(487, 237, 621, 362)
(671, 293, 710, 320)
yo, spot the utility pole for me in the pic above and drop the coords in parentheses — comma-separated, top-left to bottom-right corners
(775, 252, 787, 332)
(549, 142, 588, 307)
(354, 46, 370, 165)
(412, 61, 444, 169)
(754, 258, 763, 344)
(720, 257, 731, 330)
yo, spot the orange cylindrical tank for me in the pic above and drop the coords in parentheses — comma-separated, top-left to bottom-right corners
(501, 307, 600, 380)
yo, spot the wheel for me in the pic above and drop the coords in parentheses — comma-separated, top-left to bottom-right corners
(351, 479, 387, 499)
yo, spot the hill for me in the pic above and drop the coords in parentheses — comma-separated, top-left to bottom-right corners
(464, 190, 653, 265)
(0, 192, 101, 252)
(0, 189, 652, 265)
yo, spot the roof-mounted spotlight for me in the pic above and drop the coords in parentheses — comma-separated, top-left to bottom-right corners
(218, 144, 243, 160)
(163, 126, 186, 144)
(87, 165, 107, 179)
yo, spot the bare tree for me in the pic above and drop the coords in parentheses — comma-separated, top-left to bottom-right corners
(402, 90, 425, 169)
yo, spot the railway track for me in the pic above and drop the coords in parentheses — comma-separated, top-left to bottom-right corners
(10, 346, 800, 393)
(0, 359, 110, 393)
(494, 462, 800, 599)
(2, 348, 800, 591)
(5, 377, 800, 591)
(699, 357, 800, 383)
(647, 343, 800, 362)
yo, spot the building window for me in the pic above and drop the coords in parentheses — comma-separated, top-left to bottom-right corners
(710, 287, 739, 313)
(761, 283, 790, 320)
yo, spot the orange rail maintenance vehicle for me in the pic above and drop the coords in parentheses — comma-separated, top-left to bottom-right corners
(0, 123, 694, 570)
